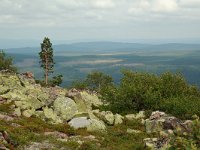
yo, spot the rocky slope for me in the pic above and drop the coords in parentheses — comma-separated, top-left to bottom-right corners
(0, 72, 199, 150)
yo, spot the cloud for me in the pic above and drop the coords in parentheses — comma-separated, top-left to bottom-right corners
(92, 0, 115, 9)
(180, 0, 200, 8)
(128, 0, 179, 14)
(0, 0, 199, 41)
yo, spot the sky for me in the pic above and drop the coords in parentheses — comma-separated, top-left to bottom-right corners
(0, 0, 200, 47)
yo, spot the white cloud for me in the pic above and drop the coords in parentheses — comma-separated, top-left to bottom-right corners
(129, 0, 179, 14)
(152, 0, 178, 12)
(0, 0, 199, 40)
(92, 0, 115, 9)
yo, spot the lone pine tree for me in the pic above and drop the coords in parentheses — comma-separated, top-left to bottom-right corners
(39, 37, 54, 85)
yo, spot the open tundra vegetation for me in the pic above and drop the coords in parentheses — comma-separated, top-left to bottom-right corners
(0, 41, 200, 150)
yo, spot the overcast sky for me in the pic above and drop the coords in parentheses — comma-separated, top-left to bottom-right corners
(0, 0, 200, 45)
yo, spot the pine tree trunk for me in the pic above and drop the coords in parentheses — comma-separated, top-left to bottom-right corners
(45, 55, 48, 85)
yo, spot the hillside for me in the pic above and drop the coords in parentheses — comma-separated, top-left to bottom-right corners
(2, 42, 200, 87)
(0, 71, 200, 150)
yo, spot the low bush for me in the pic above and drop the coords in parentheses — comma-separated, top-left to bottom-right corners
(100, 70, 200, 118)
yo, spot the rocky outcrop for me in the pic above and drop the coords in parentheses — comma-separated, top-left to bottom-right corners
(0, 72, 106, 132)
(145, 111, 192, 134)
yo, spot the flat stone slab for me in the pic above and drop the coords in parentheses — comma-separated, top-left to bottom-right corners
(69, 117, 91, 129)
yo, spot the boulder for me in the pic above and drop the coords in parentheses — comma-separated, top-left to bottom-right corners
(68, 90, 102, 111)
(94, 111, 115, 125)
(22, 109, 35, 118)
(150, 111, 166, 120)
(43, 107, 63, 124)
(145, 111, 192, 134)
(53, 96, 78, 121)
(145, 118, 165, 133)
(143, 138, 158, 149)
(114, 114, 124, 125)
(69, 117, 91, 129)
(125, 111, 145, 120)
(13, 107, 21, 117)
(87, 119, 106, 132)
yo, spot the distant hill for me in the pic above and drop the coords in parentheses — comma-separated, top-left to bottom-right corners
(3, 42, 200, 55)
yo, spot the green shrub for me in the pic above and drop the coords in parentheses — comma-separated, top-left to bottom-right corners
(101, 70, 200, 118)
(71, 80, 89, 90)
(35, 74, 63, 87)
(0, 50, 17, 73)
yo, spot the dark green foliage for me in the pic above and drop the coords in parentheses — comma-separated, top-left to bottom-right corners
(0, 50, 17, 72)
(71, 80, 88, 90)
(39, 37, 55, 85)
(101, 70, 200, 118)
(86, 71, 113, 91)
(35, 74, 63, 87)
(70, 71, 113, 91)
(49, 74, 63, 87)
(86, 71, 113, 90)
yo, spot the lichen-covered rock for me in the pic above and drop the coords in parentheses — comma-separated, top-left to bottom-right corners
(114, 114, 124, 125)
(53, 96, 78, 121)
(94, 111, 115, 125)
(69, 117, 91, 129)
(22, 109, 35, 118)
(145, 111, 192, 134)
(13, 107, 21, 117)
(68, 90, 102, 111)
(87, 119, 106, 132)
(125, 111, 145, 120)
(150, 111, 166, 120)
(43, 107, 63, 124)
(145, 118, 165, 133)
(79, 91, 102, 108)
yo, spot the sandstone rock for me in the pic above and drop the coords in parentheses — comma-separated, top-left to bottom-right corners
(87, 119, 106, 132)
(53, 96, 78, 121)
(69, 117, 91, 129)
